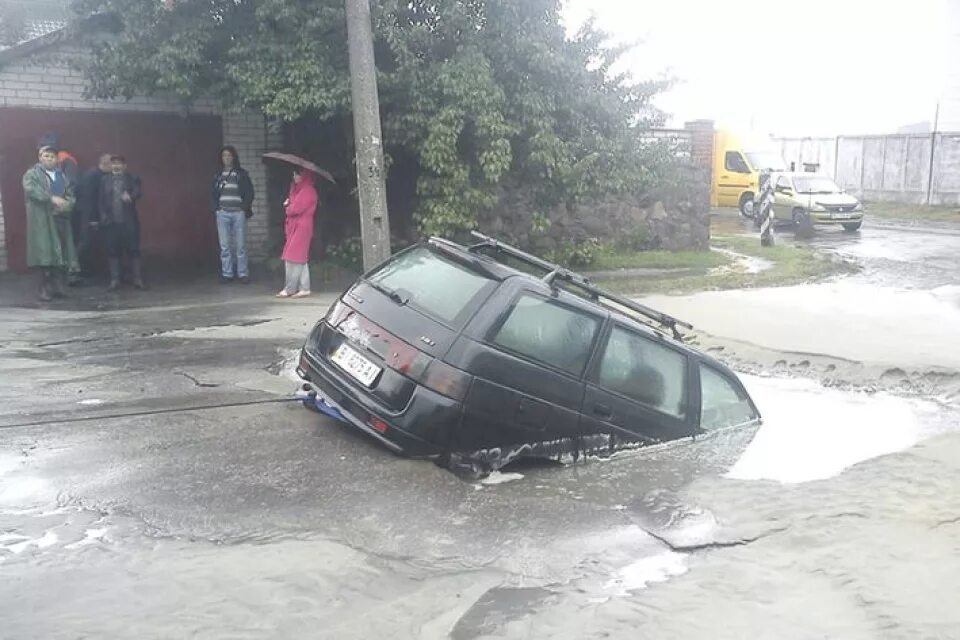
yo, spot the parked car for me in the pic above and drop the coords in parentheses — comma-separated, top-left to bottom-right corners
(297, 232, 762, 471)
(772, 172, 864, 232)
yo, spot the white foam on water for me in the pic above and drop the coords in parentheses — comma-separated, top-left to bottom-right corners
(6, 531, 58, 554)
(729, 374, 951, 483)
(65, 528, 108, 550)
(0, 476, 50, 504)
(0, 533, 30, 544)
(0, 452, 22, 476)
(604, 551, 689, 595)
(479, 471, 525, 486)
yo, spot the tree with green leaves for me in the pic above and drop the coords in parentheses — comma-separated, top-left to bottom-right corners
(0, 3, 28, 47)
(76, 0, 669, 238)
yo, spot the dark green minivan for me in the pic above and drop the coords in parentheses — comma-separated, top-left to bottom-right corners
(297, 233, 761, 471)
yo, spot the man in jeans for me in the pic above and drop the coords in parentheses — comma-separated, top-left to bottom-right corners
(210, 145, 255, 284)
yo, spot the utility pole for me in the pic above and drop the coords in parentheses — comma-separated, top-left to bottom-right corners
(926, 100, 940, 206)
(345, 0, 391, 271)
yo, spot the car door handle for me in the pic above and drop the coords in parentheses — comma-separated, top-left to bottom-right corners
(593, 403, 612, 419)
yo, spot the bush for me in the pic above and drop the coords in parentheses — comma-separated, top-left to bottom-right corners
(615, 226, 659, 252)
(325, 235, 417, 272)
(546, 238, 600, 268)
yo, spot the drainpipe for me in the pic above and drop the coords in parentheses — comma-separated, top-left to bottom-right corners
(926, 101, 940, 206)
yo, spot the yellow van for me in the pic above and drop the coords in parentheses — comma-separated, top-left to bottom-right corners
(711, 131, 787, 217)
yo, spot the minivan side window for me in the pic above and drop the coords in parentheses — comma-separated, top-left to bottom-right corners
(595, 326, 688, 419)
(493, 294, 600, 376)
(699, 364, 759, 430)
(776, 176, 792, 190)
(725, 151, 750, 174)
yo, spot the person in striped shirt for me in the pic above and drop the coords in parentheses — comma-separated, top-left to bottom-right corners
(210, 145, 255, 284)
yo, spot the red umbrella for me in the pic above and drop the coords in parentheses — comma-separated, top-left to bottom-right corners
(262, 152, 336, 184)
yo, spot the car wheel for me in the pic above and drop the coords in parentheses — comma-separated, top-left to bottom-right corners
(793, 208, 815, 238)
(739, 193, 755, 218)
(842, 221, 862, 232)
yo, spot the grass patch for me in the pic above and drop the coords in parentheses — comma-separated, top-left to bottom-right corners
(590, 248, 728, 271)
(594, 233, 855, 295)
(864, 201, 960, 224)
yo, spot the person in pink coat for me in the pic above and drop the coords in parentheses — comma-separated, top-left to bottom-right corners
(276, 169, 318, 298)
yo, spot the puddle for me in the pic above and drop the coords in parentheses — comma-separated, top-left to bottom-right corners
(710, 247, 774, 275)
(267, 348, 301, 382)
(730, 374, 957, 483)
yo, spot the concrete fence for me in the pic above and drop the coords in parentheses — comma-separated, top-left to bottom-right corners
(775, 133, 960, 206)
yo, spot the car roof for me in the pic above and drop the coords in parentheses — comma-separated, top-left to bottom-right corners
(425, 238, 704, 357)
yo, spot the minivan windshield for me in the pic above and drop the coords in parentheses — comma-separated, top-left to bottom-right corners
(745, 151, 786, 171)
(793, 176, 841, 194)
(366, 246, 493, 326)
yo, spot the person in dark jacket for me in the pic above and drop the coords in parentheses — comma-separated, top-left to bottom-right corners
(211, 145, 255, 284)
(72, 153, 112, 282)
(99, 155, 144, 290)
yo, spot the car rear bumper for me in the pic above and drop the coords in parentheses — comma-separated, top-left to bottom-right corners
(297, 348, 459, 457)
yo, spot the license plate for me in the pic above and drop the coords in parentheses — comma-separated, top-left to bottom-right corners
(330, 343, 381, 387)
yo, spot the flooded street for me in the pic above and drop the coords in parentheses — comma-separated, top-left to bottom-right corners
(1, 217, 960, 638)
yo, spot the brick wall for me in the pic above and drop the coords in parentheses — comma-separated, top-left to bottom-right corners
(0, 44, 275, 271)
(684, 119, 715, 172)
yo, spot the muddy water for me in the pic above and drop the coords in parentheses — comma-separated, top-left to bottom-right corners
(1, 372, 958, 639)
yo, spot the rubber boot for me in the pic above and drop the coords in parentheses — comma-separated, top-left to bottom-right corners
(107, 258, 121, 291)
(51, 269, 68, 298)
(131, 257, 145, 290)
(38, 269, 52, 302)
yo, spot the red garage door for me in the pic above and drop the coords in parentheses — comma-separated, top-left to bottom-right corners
(0, 108, 223, 273)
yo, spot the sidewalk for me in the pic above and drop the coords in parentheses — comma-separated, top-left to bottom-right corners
(0, 265, 344, 312)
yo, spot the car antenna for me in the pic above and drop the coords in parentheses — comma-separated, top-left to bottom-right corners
(465, 231, 693, 341)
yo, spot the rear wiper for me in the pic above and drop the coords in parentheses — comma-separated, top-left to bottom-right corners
(366, 280, 408, 305)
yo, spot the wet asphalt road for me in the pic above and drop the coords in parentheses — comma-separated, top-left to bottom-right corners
(2, 217, 960, 639)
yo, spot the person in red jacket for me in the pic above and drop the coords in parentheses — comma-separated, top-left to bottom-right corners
(276, 169, 318, 298)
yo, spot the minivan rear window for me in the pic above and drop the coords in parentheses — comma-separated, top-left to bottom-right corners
(367, 246, 493, 326)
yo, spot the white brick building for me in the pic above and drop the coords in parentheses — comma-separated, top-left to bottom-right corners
(0, 27, 280, 273)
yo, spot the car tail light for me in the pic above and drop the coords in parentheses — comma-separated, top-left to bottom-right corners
(421, 360, 473, 401)
(368, 416, 389, 433)
(388, 344, 432, 380)
(325, 298, 352, 328)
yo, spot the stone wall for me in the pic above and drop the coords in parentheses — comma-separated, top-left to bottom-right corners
(479, 163, 711, 255)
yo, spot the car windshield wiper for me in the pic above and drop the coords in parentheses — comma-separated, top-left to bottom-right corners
(366, 280, 408, 305)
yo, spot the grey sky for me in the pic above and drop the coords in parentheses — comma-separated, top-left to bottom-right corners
(563, 0, 947, 137)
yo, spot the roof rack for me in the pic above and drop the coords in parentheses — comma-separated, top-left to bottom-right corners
(466, 231, 693, 341)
